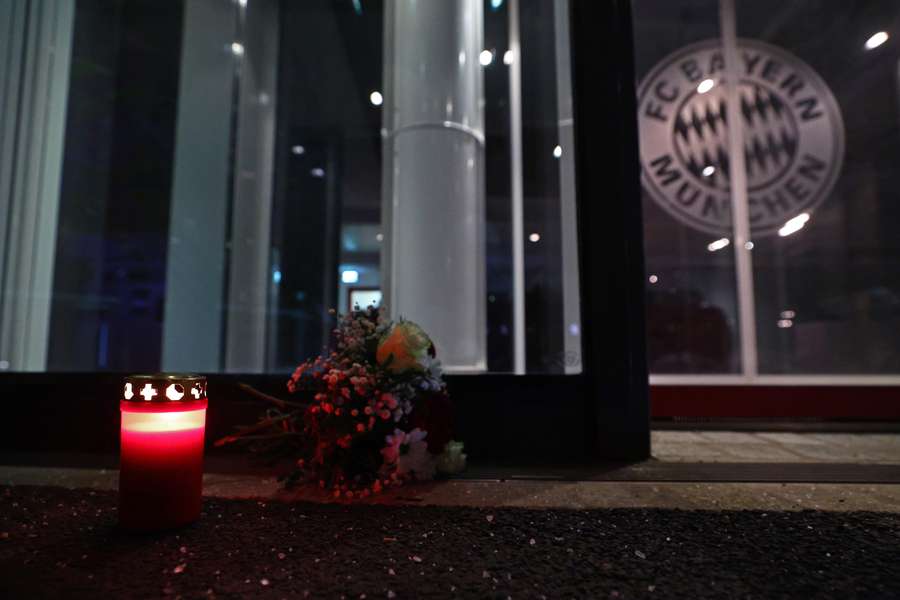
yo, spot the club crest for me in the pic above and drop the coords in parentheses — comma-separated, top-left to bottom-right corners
(638, 39, 844, 236)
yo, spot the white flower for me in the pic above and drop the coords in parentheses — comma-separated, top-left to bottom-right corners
(381, 428, 435, 480)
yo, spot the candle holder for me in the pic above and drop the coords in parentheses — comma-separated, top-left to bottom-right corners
(119, 374, 208, 531)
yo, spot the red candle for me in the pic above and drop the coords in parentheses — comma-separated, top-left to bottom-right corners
(119, 375, 208, 531)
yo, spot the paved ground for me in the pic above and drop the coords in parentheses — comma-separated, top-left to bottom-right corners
(4, 464, 900, 512)
(2, 431, 900, 512)
(2, 432, 899, 597)
(651, 431, 900, 464)
(2, 485, 899, 599)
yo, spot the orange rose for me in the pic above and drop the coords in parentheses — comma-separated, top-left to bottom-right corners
(376, 321, 434, 373)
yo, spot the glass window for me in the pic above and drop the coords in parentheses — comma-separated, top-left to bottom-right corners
(633, 0, 742, 374)
(635, 0, 900, 378)
(0, 0, 580, 375)
(737, 1, 900, 374)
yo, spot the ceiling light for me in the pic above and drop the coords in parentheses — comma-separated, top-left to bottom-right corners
(778, 212, 810, 237)
(479, 49, 494, 66)
(707, 237, 730, 252)
(648, 275, 658, 284)
(341, 270, 359, 284)
(697, 78, 714, 94)
(310, 167, 325, 178)
(291, 145, 305, 155)
(369, 91, 383, 106)
(528, 233, 540, 243)
(702, 165, 715, 176)
(864, 31, 889, 50)
(553, 145, 562, 159)
(503, 50, 513, 65)
(230, 42, 244, 57)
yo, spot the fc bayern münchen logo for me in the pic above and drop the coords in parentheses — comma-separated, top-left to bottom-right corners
(637, 39, 844, 236)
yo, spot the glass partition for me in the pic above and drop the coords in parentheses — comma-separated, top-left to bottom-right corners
(635, 0, 900, 381)
(633, 0, 742, 374)
(736, 1, 900, 375)
(0, 0, 580, 375)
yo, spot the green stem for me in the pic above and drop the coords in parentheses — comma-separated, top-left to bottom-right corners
(238, 382, 308, 409)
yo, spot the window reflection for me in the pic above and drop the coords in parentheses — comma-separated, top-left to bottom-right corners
(0, 0, 581, 374)
(637, 0, 900, 376)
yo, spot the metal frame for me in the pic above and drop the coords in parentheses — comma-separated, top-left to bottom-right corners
(569, 0, 650, 459)
(651, 374, 900, 387)
(0, 0, 651, 463)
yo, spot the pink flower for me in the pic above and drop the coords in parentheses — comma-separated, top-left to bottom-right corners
(381, 429, 405, 464)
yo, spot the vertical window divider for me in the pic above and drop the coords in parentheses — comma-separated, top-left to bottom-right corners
(508, 0, 526, 375)
(719, 0, 759, 378)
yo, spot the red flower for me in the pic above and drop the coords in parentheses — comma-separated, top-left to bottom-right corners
(411, 390, 454, 454)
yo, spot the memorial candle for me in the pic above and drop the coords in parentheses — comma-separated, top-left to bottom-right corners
(119, 374, 208, 531)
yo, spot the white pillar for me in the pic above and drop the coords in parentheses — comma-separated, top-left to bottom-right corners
(553, 0, 582, 374)
(224, 0, 279, 373)
(382, 0, 486, 372)
(163, 0, 280, 373)
(720, 0, 759, 377)
(508, 0, 526, 374)
(0, 0, 74, 371)
(162, 0, 237, 372)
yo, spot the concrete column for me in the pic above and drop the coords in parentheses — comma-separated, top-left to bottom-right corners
(0, 0, 74, 371)
(553, 0, 582, 374)
(382, 0, 486, 372)
(161, 0, 237, 372)
(163, 0, 281, 373)
(224, 0, 279, 373)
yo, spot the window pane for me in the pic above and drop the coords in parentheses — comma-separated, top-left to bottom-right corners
(633, 0, 742, 373)
(0, 0, 580, 374)
(737, 1, 900, 373)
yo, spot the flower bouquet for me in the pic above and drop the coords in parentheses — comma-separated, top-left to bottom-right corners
(217, 306, 465, 498)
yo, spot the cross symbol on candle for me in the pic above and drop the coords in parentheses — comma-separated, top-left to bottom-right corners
(191, 386, 202, 399)
(140, 383, 157, 401)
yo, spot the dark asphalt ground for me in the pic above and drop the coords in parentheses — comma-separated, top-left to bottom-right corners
(1, 485, 898, 599)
